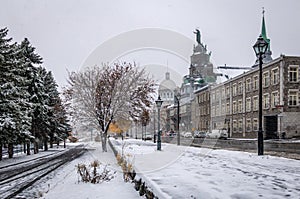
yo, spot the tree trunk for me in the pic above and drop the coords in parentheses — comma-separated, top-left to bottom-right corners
(34, 141, 39, 154)
(0, 143, 2, 161)
(8, 143, 13, 158)
(44, 138, 48, 151)
(50, 135, 54, 148)
(101, 132, 107, 152)
(27, 142, 31, 155)
(23, 143, 26, 153)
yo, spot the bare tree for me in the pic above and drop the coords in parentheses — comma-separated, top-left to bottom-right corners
(65, 63, 155, 152)
(65, 66, 103, 132)
(95, 63, 155, 151)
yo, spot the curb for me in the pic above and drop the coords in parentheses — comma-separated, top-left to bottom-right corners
(108, 138, 163, 199)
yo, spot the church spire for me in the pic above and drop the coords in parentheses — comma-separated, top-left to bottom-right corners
(261, 8, 270, 51)
(253, 8, 273, 66)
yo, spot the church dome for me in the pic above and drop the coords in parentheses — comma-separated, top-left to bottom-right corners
(159, 72, 176, 91)
(159, 72, 177, 104)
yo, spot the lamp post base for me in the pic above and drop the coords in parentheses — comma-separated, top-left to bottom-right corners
(258, 130, 264, 155)
(157, 131, 161, 151)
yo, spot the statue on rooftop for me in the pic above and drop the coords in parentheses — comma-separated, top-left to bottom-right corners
(193, 29, 201, 44)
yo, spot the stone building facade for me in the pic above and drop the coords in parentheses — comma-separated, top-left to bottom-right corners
(203, 55, 300, 139)
(192, 85, 211, 132)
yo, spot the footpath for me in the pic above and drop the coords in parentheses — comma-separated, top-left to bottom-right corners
(109, 138, 300, 199)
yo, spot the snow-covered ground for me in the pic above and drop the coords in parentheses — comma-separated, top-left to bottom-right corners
(111, 139, 300, 199)
(1, 139, 299, 199)
(0, 142, 140, 198)
(40, 142, 141, 199)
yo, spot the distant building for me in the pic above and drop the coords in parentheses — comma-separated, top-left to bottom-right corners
(168, 29, 217, 132)
(205, 55, 300, 139)
(158, 71, 178, 132)
(158, 72, 177, 105)
(192, 12, 300, 139)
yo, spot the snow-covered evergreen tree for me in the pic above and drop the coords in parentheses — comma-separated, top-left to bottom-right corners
(0, 28, 33, 158)
(16, 38, 43, 154)
(44, 71, 70, 148)
(0, 28, 70, 159)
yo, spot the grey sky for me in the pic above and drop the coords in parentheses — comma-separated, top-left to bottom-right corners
(1, 0, 300, 88)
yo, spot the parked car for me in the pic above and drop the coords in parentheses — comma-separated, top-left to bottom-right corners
(206, 129, 228, 139)
(144, 133, 153, 140)
(194, 131, 207, 138)
(184, 132, 193, 138)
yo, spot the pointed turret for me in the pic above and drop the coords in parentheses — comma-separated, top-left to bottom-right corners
(253, 8, 272, 66)
(261, 9, 270, 51)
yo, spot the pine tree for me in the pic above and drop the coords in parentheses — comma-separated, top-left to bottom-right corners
(28, 66, 50, 153)
(0, 28, 70, 159)
(0, 27, 13, 160)
(44, 71, 61, 149)
(0, 28, 33, 158)
(17, 38, 43, 154)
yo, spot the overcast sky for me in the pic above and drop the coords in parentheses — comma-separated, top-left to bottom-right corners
(1, 0, 300, 88)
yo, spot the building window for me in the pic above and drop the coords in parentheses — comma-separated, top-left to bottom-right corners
(238, 81, 243, 94)
(232, 83, 237, 96)
(238, 120, 243, 132)
(246, 78, 251, 92)
(226, 103, 230, 114)
(233, 101, 237, 114)
(211, 106, 215, 117)
(271, 91, 279, 108)
(222, 87, 225, 99)
(211, 92, 215, 103)
(233, 120, 237, 132)
(253, 75, 258, 90)
(253, 118, 258, 131)
(238, 99, 243, 113)
(246, 118, 252, 132)
(263, 71, 270, 87)
(226, 86, 230, 98)
(216, 90, 220, 102)
(271, 67, 279, 85)
(221, 103, 226, 115)
(263, 93, 270, 109)
(288, 90, 299, 106)
(216, 105, 220, 116)
(253, 96, 258, 111)
(246, 98, 251, 112)
(288, 65, 299, 82)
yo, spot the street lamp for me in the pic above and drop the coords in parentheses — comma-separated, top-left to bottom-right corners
(155, 95, 163, 151)
(153, 109, 156, 143)
(253, 34, 269, 156)
(174, 90, 180, 145)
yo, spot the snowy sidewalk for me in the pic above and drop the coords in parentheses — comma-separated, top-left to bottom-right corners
(0, 142, 142, 199)
(41, 142, 141, 199)
(111, 138, 300, 199)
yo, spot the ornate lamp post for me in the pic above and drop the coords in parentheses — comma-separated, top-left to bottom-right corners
(253, 34, 269, 156)
(155, 95, 163, 151)
(174, 90, 180, 145)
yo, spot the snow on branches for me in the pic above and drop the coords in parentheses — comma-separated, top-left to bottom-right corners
(66, 62, 155, 152)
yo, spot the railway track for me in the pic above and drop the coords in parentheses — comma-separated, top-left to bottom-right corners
(0, 145, 87, 199)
